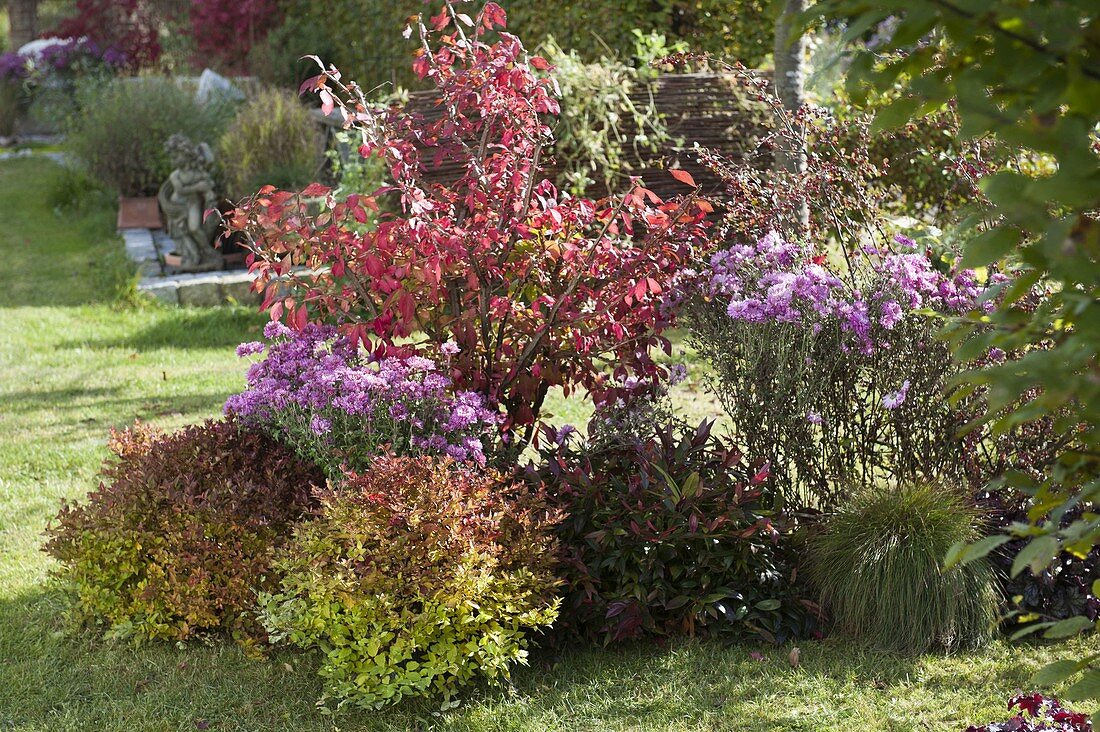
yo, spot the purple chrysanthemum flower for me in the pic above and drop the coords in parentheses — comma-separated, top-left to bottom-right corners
(555, 424, 577, 445)
(263, 320, 293, 340)
(882, 380, 911, 410)
(235, 341, 265, 357)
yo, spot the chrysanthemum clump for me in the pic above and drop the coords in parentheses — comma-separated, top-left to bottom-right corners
(226, 322, 500, 475)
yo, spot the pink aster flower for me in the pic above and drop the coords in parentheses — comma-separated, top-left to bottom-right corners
(882, 380, 911, 410)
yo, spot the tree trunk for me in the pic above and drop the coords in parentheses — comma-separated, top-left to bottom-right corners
(773, 0, 809, 232)
(8, 0, 39, 51)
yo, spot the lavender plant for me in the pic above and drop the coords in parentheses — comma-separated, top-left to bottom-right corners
(226, 322, 499, 477)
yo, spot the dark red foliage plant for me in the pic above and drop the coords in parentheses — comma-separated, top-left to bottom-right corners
(965, 693, 1093, 732)
(52, 0, 161, 71)
(226, 0, 711, 457)
(528, 419, 820, 646)
(43, 420, 323, 646)
(189, 0, 278, 74)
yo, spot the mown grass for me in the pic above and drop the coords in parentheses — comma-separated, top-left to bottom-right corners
(0, 157, 1093, 731)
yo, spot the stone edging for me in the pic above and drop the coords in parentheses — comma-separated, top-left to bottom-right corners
(121, 228, 261, 306)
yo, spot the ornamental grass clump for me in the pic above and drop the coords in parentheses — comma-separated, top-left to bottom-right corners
(219, 86, 325, 200)
(226, 321, 499, 477)
(258, 456, 561, 710)
(43, 420, 323, 645)
(808, 482, 999, 653)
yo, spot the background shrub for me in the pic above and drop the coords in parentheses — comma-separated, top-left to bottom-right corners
(68, 77, 234, 196)
(977, 488, 1100, 630)
(248, 12, 341, 89)
(260, 0, 772, 91)
(188, 0, 278, 75)
(44, 420, 322, 644)
(218, 87, 324, 200)
(530, 418, 818, 646)
(0, 81, 23, 137)
(258, 456, 561, 710)
(808, 482, 1000, 653)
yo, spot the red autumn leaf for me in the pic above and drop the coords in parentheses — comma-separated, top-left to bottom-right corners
(430, 10, 449, 31)
(297, 74, 322, 97)
(670, 168, 697, 187)
(482, 2, 507, 28)
(300, 182, 331, 197)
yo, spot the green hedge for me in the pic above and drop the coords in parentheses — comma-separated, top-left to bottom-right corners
(253, 0, 773, 90)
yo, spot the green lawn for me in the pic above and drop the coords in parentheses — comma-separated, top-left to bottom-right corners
(0, 157, 1092, 731)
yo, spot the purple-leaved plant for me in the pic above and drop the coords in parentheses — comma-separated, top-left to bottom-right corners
(965, 693, 1093, 732)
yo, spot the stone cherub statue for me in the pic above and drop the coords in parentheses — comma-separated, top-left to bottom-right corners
(158, 134, 224, 272)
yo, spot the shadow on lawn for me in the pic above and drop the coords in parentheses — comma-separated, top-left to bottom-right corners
(3, 386, 235, 422)
(57, 306, 265, 353)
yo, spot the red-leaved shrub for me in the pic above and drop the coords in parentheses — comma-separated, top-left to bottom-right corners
(965, 693, 1093, 732)
(227, 0, 711, 456)
(189, 0, 278, 74)
(44, 420, 323, 644)
(530, 419, 819, 645)
(52, 0, 161, 71)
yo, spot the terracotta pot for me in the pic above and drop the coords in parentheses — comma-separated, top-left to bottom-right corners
(117, 196, 162, 230)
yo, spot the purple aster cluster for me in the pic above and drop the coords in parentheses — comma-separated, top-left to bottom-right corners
(705, 231, 991, 354)
(1, 38, 127, 85)
(225, 323, 500, 468)
(0, 52, 29, 83)
(36, 38, 127, 75)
